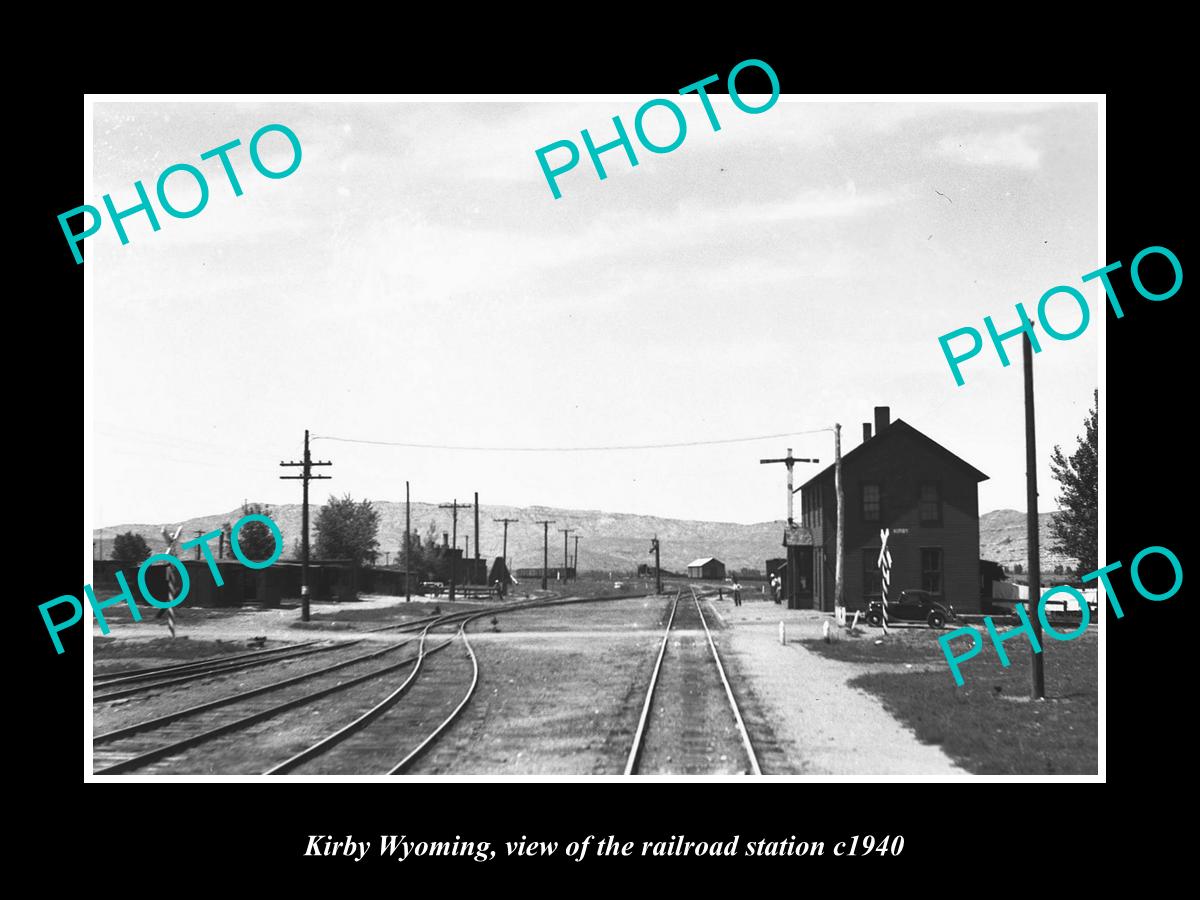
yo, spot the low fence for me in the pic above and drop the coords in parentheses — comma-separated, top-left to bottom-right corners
(990, 581, 1097, 613)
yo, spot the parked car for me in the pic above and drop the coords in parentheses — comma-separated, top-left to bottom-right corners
(419, 581, 444, 597)
(613, 581, 624, 589)
(866, 589, 956, 628)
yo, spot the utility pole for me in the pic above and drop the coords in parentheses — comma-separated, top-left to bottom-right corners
(465, 535, 471, 583)
(474, 492, 480, 583)
(494, 517, 519, 568)
(1024, 331, 1046, 699)
(760, 448, 819, 608)
(650, 536, 662, 594)
(193, 530, 204, 560)
(439, 500, 461, 602)
(834, 424, 845, 616)
(535, 520, 556, 589)
(573, 534, 580, 579)
(405, 481, 411, 603)
(560, 527, 575, 582)
(280, 428, 332, 622)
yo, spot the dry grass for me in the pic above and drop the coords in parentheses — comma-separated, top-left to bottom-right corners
(803, 628, 1098, 774)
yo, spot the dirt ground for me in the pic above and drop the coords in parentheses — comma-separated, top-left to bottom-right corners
(91, 590, 1088, 776)
(709, 597, 968, 775)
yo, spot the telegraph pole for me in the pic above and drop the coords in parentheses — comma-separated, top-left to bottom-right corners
(1024, 332, 1046, 699)
(535, 520, 555, 589)
(560, 527, 575, 582)
(439, 500, 461, 602)
(573, 534, 580, 579)
(650, 536, 662, 594)
(465, 535, 471, 583)
(193, 530, 204, 560)
(760, 448, 819, 607)
(474, 492, 480, 583)
(494, 517, 519, 568)
(834, 424, 845, 616)
(280, 428, 332, 622)
(405, 481, 411, 603)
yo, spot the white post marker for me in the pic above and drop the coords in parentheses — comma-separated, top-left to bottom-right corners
(877, 528, 892, 635)
(779, 621, 786, 646)
(850, 610, 860, 632)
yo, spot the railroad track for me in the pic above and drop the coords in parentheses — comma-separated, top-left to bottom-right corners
(92, 640, 352, 702)
(264, 612, 484, 776)
(624, 586, 761, 775)
(91, 596, 554, 703)
(266, 592, 642, 776)
(94, 591, 644, 775)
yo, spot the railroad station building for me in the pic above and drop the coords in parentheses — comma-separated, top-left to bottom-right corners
(798, 406, 989, 613)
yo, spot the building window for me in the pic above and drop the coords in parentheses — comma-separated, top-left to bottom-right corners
(862, 483, 881, 522)
(919, 482, 942, 526)
(863, 549, 882, 600)
(921, 548, 944, 595)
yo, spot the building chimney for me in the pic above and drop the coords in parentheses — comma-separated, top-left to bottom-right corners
(874, 406, 891, 434)
(863, 422, 873, 443)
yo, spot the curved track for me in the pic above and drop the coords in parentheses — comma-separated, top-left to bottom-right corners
(94, 591, 643, 775)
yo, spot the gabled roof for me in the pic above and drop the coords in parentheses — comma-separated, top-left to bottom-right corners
(687, 557, 721, 567)
(800, 418, 989, 489)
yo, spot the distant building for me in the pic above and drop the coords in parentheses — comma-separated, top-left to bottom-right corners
(514, 567, 575, 580)
(687, 557, 726, 580)
(800, 406, 989, 613)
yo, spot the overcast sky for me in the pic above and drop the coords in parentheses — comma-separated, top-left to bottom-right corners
(89, 98, 1098, 526)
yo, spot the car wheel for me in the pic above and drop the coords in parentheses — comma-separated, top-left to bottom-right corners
(928, 611, 945, 628)
(867, 611, 882, 627)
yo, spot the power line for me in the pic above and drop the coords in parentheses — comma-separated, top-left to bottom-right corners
(309, 427, 833, 453)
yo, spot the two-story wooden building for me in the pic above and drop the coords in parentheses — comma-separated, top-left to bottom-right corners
(799, 406, 989, 613)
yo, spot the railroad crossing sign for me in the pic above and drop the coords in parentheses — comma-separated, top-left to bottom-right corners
(877, 528, 892, 633)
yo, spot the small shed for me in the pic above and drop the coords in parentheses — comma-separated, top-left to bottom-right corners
(687, 557, 726, 580)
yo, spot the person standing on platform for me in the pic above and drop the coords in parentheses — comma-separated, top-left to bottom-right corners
(732, 577, 743, 607)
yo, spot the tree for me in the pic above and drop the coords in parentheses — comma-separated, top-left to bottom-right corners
(1050, 391, 1098, 577)
(112, 531, 150, 562)
(236, 502, 278, 563)
(314, 494, 380, 565)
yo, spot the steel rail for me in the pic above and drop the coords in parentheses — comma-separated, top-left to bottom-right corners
(266, 592, 650, 775)
(388, 619, 480, 774)
(391, 592, 656, 775)
(93, 639, 324, 684)
(94, 635, 420, 743)
(96, 590, 651, 776)
(92, 643, 443, 776)
(93, 640, 355, 702)
(690, 587, 762, 775)
(623, 590, 681, 775)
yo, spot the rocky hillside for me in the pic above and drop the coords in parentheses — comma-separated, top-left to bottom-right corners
(979, 509, 1074, 573)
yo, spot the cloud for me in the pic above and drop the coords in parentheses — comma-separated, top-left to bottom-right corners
(935, 127, 1041, 169)
(322, 184, 899, 308)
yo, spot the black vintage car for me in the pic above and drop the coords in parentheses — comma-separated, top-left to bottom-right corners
(866, 589, 956, 628)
